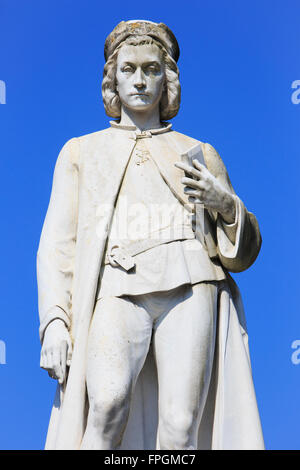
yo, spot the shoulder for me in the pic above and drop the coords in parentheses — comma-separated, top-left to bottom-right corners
(64, 127, 112, 148)
(201, 142, 228, 179)
(77, 127, 112, 145)
(77, 127, 113, 154)
(58, 128, 112, 166)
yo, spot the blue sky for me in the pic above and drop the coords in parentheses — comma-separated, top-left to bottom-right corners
(0, 0, 299, 450)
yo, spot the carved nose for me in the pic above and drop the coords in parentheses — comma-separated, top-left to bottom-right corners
(134, 68, 146, 88)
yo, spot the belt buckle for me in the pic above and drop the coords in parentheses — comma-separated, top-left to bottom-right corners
(108, 245, 136, 271)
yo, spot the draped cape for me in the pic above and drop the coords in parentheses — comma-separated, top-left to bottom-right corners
(37, 125, 264, 449)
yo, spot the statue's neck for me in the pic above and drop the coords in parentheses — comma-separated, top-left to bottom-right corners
(119, 105, 162, 131)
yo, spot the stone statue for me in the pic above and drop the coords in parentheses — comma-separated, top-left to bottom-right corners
(37, 20, 264, 450)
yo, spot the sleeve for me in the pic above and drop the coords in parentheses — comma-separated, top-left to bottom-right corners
(203, 143, 262, 273)
(36, 138, 80, 342)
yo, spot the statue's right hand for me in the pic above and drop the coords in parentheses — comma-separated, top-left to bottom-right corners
(40, 319, 73, 385)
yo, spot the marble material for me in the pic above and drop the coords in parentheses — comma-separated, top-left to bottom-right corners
(37, 20, 264, 450)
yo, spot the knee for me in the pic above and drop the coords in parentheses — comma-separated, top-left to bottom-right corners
(159, 409, 196, 450)
(89, 392, 130, 434)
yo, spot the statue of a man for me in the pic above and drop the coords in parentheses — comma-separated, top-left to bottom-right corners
(37, 20, 264, 450)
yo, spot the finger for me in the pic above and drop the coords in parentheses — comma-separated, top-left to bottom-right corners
(60, 342, 67, 385)
(184, 188, 202, 197)
(174, 161, 186, 170)
(184, 184, 206, 193)
(175, 162, 201, 179)
(52, 349, 61, 383)
(40, 352, 45, 369)
(48, 350, 58, 379)
(66, 339, 73, 367)
(41, 349, 50, 370)
(188, 195, 204, 204)
(185, 189, 204, 203)
(40, 355, 48, 370)
(192, 159, 206, 171)
(181, 177, 203, 189)
(175, 161, 203, 172)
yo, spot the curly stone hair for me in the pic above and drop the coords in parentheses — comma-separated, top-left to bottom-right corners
(102, 35, 181, 121)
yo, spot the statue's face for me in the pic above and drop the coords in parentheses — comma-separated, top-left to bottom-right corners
(116, 43, 165, 114)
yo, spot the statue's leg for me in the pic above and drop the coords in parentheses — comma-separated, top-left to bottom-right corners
(153, 282, 219, 450)
(80, 295, 153, 450)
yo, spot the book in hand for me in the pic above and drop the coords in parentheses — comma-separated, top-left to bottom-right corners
(181, 143, 206, 246)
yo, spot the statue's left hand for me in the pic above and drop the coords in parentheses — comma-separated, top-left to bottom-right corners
(175, 160, 236, 224)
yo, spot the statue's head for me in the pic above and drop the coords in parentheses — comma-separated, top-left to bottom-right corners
(102, 20, 181, 121)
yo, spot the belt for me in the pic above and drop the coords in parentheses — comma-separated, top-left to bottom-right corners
(104, 228, 196, 271)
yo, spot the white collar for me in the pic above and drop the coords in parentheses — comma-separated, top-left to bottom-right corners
(109, 120, 172, 137)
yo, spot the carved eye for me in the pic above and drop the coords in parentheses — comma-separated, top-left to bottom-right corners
(122, 65, 134, 73)
(146, 65, 159, 73)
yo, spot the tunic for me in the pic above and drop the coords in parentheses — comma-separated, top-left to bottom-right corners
(96, 122, 230, 299)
